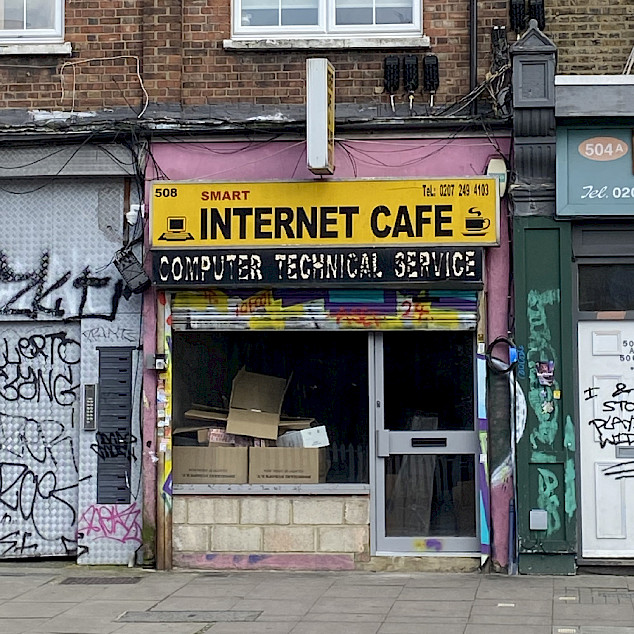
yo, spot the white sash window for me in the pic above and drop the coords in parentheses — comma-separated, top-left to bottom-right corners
(0, 0, 63, 42)
(234, 0, 420, 37)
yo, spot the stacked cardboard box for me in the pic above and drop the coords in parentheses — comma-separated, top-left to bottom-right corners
(173, 368, 329, 485)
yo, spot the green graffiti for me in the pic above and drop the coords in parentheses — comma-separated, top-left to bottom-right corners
(564, 458, 577, 519)
(531, 451, 556, 463)
(527, 289, 560, 449)
(537, 467, 561, 535)
(564, 414, 575, 451)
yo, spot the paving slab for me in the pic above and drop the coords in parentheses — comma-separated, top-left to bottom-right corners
(231, 598, 316, 616)
(399, 586, 477, 601)
(379, 623, 466, 634)
(37, 615, 125, 634)
(291, 623, 381, 634)
(0, 618, 49, 634)
(404, 573, 480, 587)
(553, 603, 634, 622)
(308, 597, 393, 615)
(465, 626, 550, 634)
(203, 623, 296, 633)
(149, 596, 241, 611)
(471, 598, 553, 616)
(320, 585, 403, 599)
(0, 600, 76, 618)
(301, 612, 382, 623)
(388, 599, 473, 618)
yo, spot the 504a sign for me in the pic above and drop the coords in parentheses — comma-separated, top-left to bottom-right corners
(150, 178, 499, 249)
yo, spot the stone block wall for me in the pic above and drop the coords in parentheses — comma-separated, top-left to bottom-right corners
(172, 495, 370, 570)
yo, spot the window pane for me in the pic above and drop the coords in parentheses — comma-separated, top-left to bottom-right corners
(26, 0, 54, 29)
(383, 331, 474, 432)
(282, 0, 318, 25)
(579, 264, 634, 311)
(376, 0, 412, 24)
(386, 454, 476, 537)
(336, 0, 373, 25)
(242, 0, 278, 27)
(2, 0, 24, 30)
(173, 331, 369, 484)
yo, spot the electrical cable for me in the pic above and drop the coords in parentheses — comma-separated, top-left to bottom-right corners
(486, 336, 517, 374)
(0, 131, 98, 194)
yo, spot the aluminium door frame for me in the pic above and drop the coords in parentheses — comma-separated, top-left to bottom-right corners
(370, 331, 480, 556)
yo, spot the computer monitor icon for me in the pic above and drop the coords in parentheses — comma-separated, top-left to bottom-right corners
(159, 216, 194, 241)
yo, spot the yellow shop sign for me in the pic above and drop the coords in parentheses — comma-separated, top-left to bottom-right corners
(150, 178, 499, 248)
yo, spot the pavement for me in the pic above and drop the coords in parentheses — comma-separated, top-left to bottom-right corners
(0, 563, 634, 634)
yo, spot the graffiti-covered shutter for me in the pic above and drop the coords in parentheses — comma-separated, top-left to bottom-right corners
(171, 289, 479, 331)
(0, 324, 81, 558)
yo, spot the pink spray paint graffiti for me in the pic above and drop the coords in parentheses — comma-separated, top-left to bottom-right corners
(78, 503, 142, 544)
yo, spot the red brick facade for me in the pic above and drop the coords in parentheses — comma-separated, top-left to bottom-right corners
(3, 0, 626, 114)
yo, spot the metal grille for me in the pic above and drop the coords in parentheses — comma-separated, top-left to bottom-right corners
(96, 347, 134, 504)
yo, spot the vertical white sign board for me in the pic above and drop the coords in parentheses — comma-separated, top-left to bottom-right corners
(307, 58, 335, 175)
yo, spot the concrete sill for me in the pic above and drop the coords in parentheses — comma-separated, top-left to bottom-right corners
(0, 42, 71, 56)
(174, 483, 371, 495)
(223, 36, 430, 50)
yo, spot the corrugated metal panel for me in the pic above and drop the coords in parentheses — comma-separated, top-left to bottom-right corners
(0, 144, 136, 178)
(172, 289, 478, 331)
(96, 347, 133, 504)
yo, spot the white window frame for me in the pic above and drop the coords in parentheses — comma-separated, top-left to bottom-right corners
(0, 0, 64, 44)
(232, 0, 421, 40)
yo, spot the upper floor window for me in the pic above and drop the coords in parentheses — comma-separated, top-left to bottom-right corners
(0, 0, 63, 42)
(233, 0, 420, 38)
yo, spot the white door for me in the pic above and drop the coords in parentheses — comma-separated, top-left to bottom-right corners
(579, 321, 634, 558)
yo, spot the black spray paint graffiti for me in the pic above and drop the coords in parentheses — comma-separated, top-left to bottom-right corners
(585, 382, 634, 480)
(0, 251, 124, 320)
(90, 431, 138, 461)
(82, 326, 137, 344)
(584, 382, 634, 448)
(0, 332, 80, 406)
(0, 412, 87, 557)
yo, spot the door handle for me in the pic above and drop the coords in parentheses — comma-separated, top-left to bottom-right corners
(412, 437, 447, 448)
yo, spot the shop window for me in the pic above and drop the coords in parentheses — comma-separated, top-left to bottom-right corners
(579, 264, 634, 312)
(233, 0, 420, 39)
(0, 0, 63, 42)
(173, 331, 369, 484)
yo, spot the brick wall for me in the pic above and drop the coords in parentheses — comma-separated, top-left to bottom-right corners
(172, 495, 370, 570)
(0, 0, 508, 113)
(4, 1, 628, 118)
(546, 0, 634, 74)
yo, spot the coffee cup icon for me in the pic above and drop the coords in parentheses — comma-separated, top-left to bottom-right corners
(465, 217, 490, 232)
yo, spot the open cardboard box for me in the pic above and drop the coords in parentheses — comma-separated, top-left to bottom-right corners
(225, 368, 289, 440)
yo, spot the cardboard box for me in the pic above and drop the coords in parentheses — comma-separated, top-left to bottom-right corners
(226, 368, 288, 440)
(249, 447, 319, 483)
(173, 446, 248, 484)
(277, 425, 329, 448)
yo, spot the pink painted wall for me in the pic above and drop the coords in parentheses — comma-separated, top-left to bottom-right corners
(146, 137, 513, 567)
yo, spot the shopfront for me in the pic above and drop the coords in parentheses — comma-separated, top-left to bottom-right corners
(557, 124, 634, 562)
(146, 138, 510, 570)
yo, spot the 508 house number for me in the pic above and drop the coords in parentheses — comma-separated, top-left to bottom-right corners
(581, 185, 634, 199)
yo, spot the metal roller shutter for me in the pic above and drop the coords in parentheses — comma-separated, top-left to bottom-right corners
(171, 288, 479, 331)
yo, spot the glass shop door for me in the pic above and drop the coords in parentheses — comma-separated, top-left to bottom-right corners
(372, 331, 480, 554)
